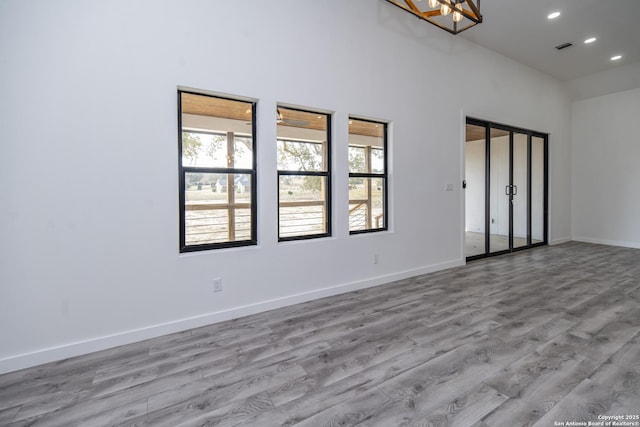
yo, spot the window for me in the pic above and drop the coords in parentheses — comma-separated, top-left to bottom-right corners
(178, 90, 257, 252)
(277, 107, 331, 240)
(349, 118, 388, 233)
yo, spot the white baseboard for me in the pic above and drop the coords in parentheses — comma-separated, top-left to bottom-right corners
(0, 258, 464, 375)
(550, 236, 572, 245)
(572, 236, 640, 250)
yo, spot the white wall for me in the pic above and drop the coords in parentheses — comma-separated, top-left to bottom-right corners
(572, 87, 640, 248)
(567, 61, 640, 101)
(0, 0, 572, 373)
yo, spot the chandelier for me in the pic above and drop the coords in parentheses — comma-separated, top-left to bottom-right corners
(385, 0, 482, 35)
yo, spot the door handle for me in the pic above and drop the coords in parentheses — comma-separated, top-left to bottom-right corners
(505, 185, 518, 196)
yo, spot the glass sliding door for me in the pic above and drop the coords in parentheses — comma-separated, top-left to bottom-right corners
(465, 117, 548, 260)
(464, 124, 487, 257)
(531, 136, 546, 244)
(512, 132, 529, 249)
(489, 128, 510, 254)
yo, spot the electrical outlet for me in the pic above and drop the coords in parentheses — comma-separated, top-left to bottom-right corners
(374, 254, 379, 264)
(213, 278, 222, 293)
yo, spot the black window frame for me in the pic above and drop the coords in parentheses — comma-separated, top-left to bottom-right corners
(178, 89, 257, 252)
(348, 117, 389, 235)
(277, 106, 332, 242)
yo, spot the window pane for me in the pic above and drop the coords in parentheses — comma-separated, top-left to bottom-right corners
(180, 93, 254, 169)
(181, 132, 253, 169)
(349, 146, 366, 173)
(349, 177, 385, 231)
(277, 107, 328, 172)
(277, 140, 325, 172)
(349, 118, 385, 173)
(233, 136, 253, 169)
(184, 172, 253, 245)
(279, 175, 328, 238)
(277, 107, 327, 133)
(371, 148, 384, 173)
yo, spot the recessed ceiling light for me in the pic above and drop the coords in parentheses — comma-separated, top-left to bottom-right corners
(547, 11, 561, 19)
(611, 55, 622, 61)
(584, 37, 597, 44)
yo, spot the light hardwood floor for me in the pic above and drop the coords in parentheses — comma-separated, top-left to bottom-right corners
(1, 242, 639, 426)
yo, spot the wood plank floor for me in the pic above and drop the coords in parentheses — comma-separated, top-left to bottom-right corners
(1, 241, 639, 426)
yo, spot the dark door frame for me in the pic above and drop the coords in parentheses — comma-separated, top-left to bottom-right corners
(465, 117, 549, 261)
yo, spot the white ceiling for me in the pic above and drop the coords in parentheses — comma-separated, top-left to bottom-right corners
(459, 0, 640, 81)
